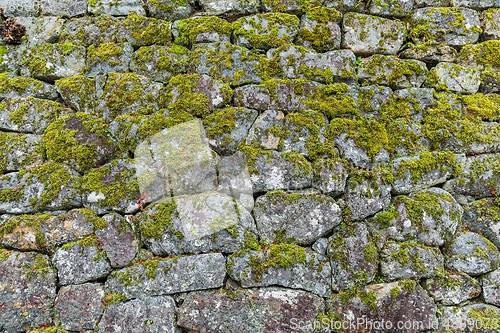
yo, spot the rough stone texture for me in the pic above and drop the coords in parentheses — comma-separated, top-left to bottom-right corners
(0, 132, 44, 174)
(54, 283, 105, 331)
(106, 253, 226, 299)
(296, 7, 342, 52)
(95, 213, 138, 268)
(422, 271, 481, 305)
(254, 190, 342, 245)
(3, 0, 39, 16)
(481, 8, 500, 40)
(246, 109, 285, 150)
(380, 241, 444, 280)
(86, 42, 134, 78)
(217, 151, 255, 211)
(144, 0, 192, 20)
(343, 13, 406, 56)
(138, 193, 258, 256)
(335, 132, 390, 169)
(199, 0, 260, 17)
(58, 15, 120, 46)
(327, 281, 437, 333)
(261, 0, 321, 14)
(483, 267, 500, 306)
(409, 7, 481, 46)
(369, 0, 415, 17)
(178, 287, 327, 333)
(324, 0, 364, 11)
(463, 198, 500, 248)
(0, 73, 59, 100)
(312, 158, 348, 197)
(401, 43, 457, 65)
(40, 0, 86, 17)
(344, 174, 392, 221)
(52, 238, 113, 285)
(88, 0, 146, 16)
(358, 54, 428, 89)
(312, 237, 328, 255)
(454, 0, 500, 9)
(328, 222, 378, 290)
(130, 45, 189, 83)
(358, 84, 393, 117)
(0, 251, 57, 333)
(16, 17, 64, 44)
(228, 246, 332, 297)
(443, 231, 500, 276)
(97, 296, 178, 333)
(437, 303, 500, 333)
(427, 62, 481, 94)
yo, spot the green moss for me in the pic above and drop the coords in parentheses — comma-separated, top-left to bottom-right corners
(0, 214, 52, 249)
(21, 43, 84, 78)
(24, 253, 50, 281)
(462, 93, 500, 121)
(103, 293, 127, 307)
(0, 132, 45, 175)
(390, 286, 401, 298)
(202, 107, 239, 147)
(389, 241, 429, 274)
(394, 151, 460, 184)
(55, 75, 97, 112)
(3, 96, 69, 128)
(468, 307, 500, 330)
(299, 7, 341, 52)
(375, 207, 398, 227)
(0, 248, 11, 261)
(399, 279, 417, 293)
(0, 73, 44, 94)
(118, 13, 172, 46)
(175, 16, 232, 47)
(138, 199, 180, 240)
(61, 234, 108, 262)
(87, 42, 124, 67)
(459, 40, 500, 69)
(132, 45, 189, 74)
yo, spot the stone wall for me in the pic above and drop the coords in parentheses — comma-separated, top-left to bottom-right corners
(0, 0, 500, 332)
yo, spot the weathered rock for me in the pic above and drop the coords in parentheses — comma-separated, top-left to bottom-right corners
(422, 270, 481, 305)
(481, 8, 500, 40)
(106, 253, 225, 299)
(246, 150, 314, 192)
(88, 0, 146, 16)
(56, 75, 97, 114)
(130, 45, 189, 83)
(387, 87, 437, 123)
(199, 0, 260, 18)
(0, 162, 81, 214)
(204, 107, 258, 156)
(312, 237, 328, 255)
(178, 287, 327, 333)
(15, 16, 64, 44)
(234, 79, 320, 113)
(52, 236, 112, 285)
(20, 43, 86, 82)
(138, 192, 258, 256)
(297, 7, 342, 52)
(40, 0, 86, 17)
(463, 198, 500, 248)
(254, 190, 342, 245)
(0, 132, 44, 174)
(0, 97, 70, 134)
(409, 7, 481, 46)
(369, 0, 415, 17)
(380, 241, 444, 280)
(312, 158, 348, 197)
(453, 0, 500, 9)
(483, 267, 500, 307)
(86, 42, 133, 77)
(217, 152, 255, 211)
(444, 153, 500, 199)
(427, 62, 481, 94)
(335, 132, 390, 169)
(344, 172, 392, 221)
(54, 283, 105, 331)
(81, 159, 141, 215)
(328, 222, 378, 290)
(98, 296, 178, 333)
(58, 15, 120, 47)
(343, 13, 406, 56)
(228, 244, 332, 297)
(358, 54, 428, 89)
(268, 45, 356, 84)
(173, 16, 231, 47)
(0, 251, 56, 332)
(3, 0, 39, 16)
(144, 0, 192, 20)
(358, 85, 393, 117)
(190, 42, 264, 86)
(437, 303, 500, 333)
(246, 109, 285, 150)
(327, 281, 437, 333)
(401, 43, 457, 65)
(0, 73, 59, 100)
(261, 0, 321, 14)
(444, 231, 500, 276)
(233, 13, 300, 51)
(95, 213, 138, 268)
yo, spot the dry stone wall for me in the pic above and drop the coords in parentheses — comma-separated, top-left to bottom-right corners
(0, 0, 500, 332)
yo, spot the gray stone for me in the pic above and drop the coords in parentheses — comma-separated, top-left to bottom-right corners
(88, 0, 146, 15)
(0, 251, 56, 332)
(482, 9, 500, 40)
(234, 79, 320, 113)
(401, 43, 457, 65)
(56, 75, 97, 114)
(380, 241, 444, 280)
(312, 158, 348, 197)
(335, 132, 390, 169)
(217, 151, 255, 211)
(297, 7, 342, 52)
(0, 73, 59, 100)
(86, 42, 133, 77)
(106, 253, 226, 299)
(52, 236, 112, 285)
(95, 213, 139, 268)
(54, 283, 105, 331)
(2, 0, 39, 16)
(312, 237, 328, 255)
(358, 85, 393, 117)
(390, 87, 436, 123)
(15, 16, 64, 44)
(130, 45, 189, 83)
(190, 42, 264, 86)
(246, 109, 285, 150)
(115, 14, 171, 47)
(483, 267, 500, 307)
(254, 189, 342, 245)
(345, 174, 392, 221)
(0, 163, 81, 214)
(444, 231, 500, 276)
(463, 198, 500, 249)
(327, 281, 437, 333)
(81, 159, 141, 215)
(324, 0, 364, 11)
(0, 97, 70, 134)
(410, 7, 481, 46)
(228, 245, 332, 297)
(246, 150, 314, 193)
(453, 0, 500, 9)
(423, 271, 481, 305)
(369, 0, 415, 18)
(58, 15, 120, 47)
(437, 303, 500, 333)
(178, 287, 327, 333)
(261, 0, 321, 14)
(343, 13, 406, 56)
(138, 193, 258, 256)
(20, 43, 86, 83)
(0, 132, 43, 174)
(144, 0, 192, 20)
(427, 62, 481, 94)
(268, 45, 356, 84)
(416, 0, 451, 5)
(233, 13, 300, 51)
(358, 54, 428, 89)
(97, 296, 177, 333)
(40, 0, 86, 17)
(0, 45, 18, 73)
(328, 223, 378, 290)
(172, 17, 230, 47)
(199, 0, 260, 18)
